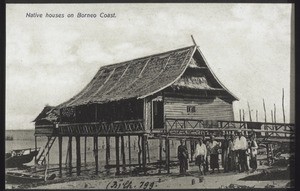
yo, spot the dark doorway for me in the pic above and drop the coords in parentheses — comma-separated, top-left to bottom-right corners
(152, 101, 164, 129)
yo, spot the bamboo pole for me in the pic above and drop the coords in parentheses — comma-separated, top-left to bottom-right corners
(271, 110, 274, 123)
(263, 99, 267, 122)
(84, 136, 87, 167)
(159, 138, 162, 174)
(274, 104, 277, 123)
(282, 88, 286, 124)
(256, 110, 258, 122)
(247, 102, 252, 122)
(242, 109, 245, 121)
(239, 109, 242, 121)
(106, 136, 110, 167)
(94, 136, 98, 175)
(35, 136, 37, 165)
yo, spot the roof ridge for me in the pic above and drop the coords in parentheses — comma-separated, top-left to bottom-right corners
(100, 45, 196, 69)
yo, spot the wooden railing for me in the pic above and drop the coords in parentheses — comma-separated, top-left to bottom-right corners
(165, 118, 295, 140)
(58, 119, 145, 135)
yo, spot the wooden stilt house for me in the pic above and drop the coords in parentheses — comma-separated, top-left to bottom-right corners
(34, 45, 239, 175)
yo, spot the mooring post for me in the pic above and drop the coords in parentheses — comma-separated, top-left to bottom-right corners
(166, 137, 170, 174)
(115, 136, 120, 175)
(142, 134, 147, 175)
(84, 136, 87, 167)
(76, 136, 81, 176)
(68, 136, 72, 176)
(58, 135, 62, 177)
(121, 136, 126, 172)
(94, 136, 98, 175)
(159, 138, 163, 174)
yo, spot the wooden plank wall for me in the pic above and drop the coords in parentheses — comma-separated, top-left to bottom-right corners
(164, 96, 234, 122)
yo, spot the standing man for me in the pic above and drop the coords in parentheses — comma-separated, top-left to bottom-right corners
(221, 134, 230, 173)
(207, 135, 221, 173)
(177, 139, 189, 175)
(249, 133, 258, 172)
(194, 138, 207, 175)
(236, 130, 248, 172)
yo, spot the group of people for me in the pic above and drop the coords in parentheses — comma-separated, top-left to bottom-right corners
(177, 130, 258, 175)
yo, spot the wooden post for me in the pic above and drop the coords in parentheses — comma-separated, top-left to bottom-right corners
(94, 136, 98, 175)
(138, 135, 141, 168)
(35, 136, 37, 165)
(271, 110, 274, 123)
(76, 136, 81, 176)
(159, 138, 163, 174)
(58, 136, 62, 177)
(84, 136, 87, 167)
(239, 109, 242, 121)
(263, 99, 267, 122)
(147, 138, 150, 163)
(165, 137, 170, 174)
(266, 143, 270, 166)
(242, 109, 245, 121)
(142, 135, 147, 175)
(121, 136, 126, 172)
(128, 135, 131, 166)
(106, 136, 110, 167)
(68, 136, 72, 176)
(115, 136, 120, 175)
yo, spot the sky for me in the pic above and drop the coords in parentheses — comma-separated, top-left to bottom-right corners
(6, 4, 293, 130)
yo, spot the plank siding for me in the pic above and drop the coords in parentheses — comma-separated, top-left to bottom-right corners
(164, 96, 234, 122)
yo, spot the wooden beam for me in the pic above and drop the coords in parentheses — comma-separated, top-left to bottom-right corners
(58, 136, 62, 177)
(115, 136, 120, 175)
(76, 136, 81, 176)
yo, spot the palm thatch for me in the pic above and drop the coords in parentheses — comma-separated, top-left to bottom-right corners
(57, 45, 237, 109)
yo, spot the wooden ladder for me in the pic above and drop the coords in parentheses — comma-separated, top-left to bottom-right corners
(36, 136, 57, 165)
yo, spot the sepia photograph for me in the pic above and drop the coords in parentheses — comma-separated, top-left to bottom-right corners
(5, 3, 295, 189)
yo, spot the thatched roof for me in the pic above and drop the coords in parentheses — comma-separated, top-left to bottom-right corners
(33, 105, 59, 123)
(58, 45, 238, 108)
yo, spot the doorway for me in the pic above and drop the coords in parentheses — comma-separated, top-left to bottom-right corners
(152, 100, 164, 129)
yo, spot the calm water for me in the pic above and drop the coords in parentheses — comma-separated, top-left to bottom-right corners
(5, 130, 182, 168)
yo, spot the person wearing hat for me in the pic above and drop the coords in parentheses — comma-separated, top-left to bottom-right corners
(194, 137, 207, 175)
(235, 129, 248, 172)
(207, 135, 221, 173)
(177, 139, 189, 175)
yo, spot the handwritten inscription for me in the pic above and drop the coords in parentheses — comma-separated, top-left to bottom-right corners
(106, 179, 156, 189)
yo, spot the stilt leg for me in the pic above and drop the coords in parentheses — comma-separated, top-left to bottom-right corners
(166, 137, 170, 174)
(76, 136, 81, 176)
(159, 138, 162, 174)
(115, 136, 120, 175)
(121, 136, 126, 172)
(94, 136, 98, 175)
(142, 135, 147, 175)
(128, 135, 131, 167)
(68, 136, 72, 176)
(84, 136, 87, 167)
(106, 136, 110, 170)
(58, 136, 62, 177)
